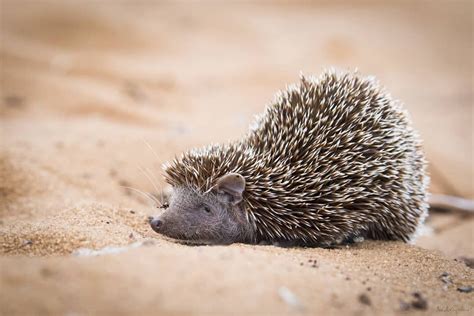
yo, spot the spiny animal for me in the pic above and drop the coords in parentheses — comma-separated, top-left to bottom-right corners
(149, 70, 429, 246)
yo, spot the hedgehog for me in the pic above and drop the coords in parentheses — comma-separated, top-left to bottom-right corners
(149, 70, 429, 246)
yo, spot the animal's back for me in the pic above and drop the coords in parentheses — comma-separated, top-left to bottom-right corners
(240, 71, 428, 244)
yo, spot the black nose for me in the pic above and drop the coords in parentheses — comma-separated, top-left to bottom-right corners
(150, 218, 162, 233)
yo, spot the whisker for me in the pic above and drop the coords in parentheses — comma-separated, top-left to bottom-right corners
(138, 165, 163, 205)
(145, 166, 164, 204)
(120, 185, 160, 206)
(142, 138, 166, 204)
(142, 138, 161, 162)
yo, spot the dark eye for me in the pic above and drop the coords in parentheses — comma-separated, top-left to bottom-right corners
(203, 205, 211, 213)
(160, 203, 169, 209)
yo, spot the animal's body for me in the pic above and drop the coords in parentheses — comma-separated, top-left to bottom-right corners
(150, 70, 429, 246)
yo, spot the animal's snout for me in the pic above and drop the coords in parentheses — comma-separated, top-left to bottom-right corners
(150, 218, 163, 233)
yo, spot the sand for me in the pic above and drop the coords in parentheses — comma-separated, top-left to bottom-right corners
(0, 1, 473, 315)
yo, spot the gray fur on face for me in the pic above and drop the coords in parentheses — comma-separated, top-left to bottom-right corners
(155, 187, 254, 244)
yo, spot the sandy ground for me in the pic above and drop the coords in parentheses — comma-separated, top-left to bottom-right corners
(0, 1, 473, 315)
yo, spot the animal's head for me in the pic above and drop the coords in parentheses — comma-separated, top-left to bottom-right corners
(149, 173, 254, 244)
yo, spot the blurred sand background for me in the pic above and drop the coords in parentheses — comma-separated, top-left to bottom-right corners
(0, 0, 473, 315)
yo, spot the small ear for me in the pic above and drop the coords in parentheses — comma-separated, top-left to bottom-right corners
(215, 173, 246, 205)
